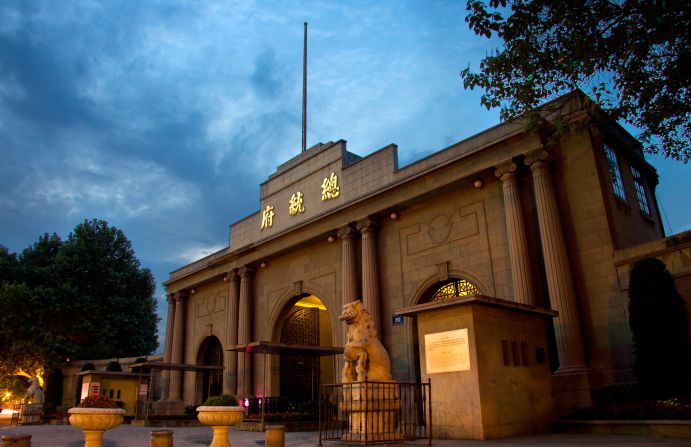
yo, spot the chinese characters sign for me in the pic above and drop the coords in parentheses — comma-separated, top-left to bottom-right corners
(289, 191, 305, 216)
(261, 205, 275, 229)
(321, 172, 340, 201)
(260, 172, 341, 230)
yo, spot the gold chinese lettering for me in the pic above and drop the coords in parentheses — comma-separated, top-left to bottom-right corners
(321, 172, 340, 201)
(260, 205, 275, 229)
(289, 191, 305, 216)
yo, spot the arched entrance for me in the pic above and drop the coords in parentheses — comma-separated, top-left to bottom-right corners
(277, 295, 334, 399)
(197, 336, 223, 403)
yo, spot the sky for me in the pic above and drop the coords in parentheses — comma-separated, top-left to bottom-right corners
(1, 1, 689, 353)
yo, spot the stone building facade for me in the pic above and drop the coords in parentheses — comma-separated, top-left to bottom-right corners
(161, 92, 689, 418)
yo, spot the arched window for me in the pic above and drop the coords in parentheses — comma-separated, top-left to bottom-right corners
(429, 279, 480, 302)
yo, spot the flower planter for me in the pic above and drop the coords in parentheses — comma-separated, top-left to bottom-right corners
(196, 406, 245, 447)
(68, 407, 125, 447)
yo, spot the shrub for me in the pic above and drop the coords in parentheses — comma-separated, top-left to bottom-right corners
(202, 395, 238, 406)
(105, 361, 122, 372)
(78, 395, 118, 408)
(628, 258, 690, 399)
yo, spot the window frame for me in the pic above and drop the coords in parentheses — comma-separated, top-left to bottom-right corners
(603, 144, 627, 201)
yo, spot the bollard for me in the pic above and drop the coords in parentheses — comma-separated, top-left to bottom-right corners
(265, 425, 285, 447)
(0, 434, 32, 447)
(150, 430, 173, 447)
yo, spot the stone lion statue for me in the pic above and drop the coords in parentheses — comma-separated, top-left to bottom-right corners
(23, 376, 44, 404)
(339, 300, 392, 382)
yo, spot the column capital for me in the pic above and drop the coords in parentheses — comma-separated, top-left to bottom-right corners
(225, 269, 239, 282)
(337, 224, 357, 239)
(238, 266, 255, 278)
(167, 293, 175, 304)
(174, 291, 188, 302)
(494, 161, 518, 179)
(524, 149, 550, 167)
(356, 218, 379, 233)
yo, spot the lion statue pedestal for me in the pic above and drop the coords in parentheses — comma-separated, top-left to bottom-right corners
(339, 301, 402, 444)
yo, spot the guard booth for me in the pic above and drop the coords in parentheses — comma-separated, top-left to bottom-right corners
(229, 341, 343, 430)
(128, 362, 223, 425)
(396, 295, 556, 440)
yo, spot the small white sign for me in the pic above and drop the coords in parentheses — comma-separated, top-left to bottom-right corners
(425, 328, 470, 374)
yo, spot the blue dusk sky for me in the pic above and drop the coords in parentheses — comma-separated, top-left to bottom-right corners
(1, 1, 688, 352)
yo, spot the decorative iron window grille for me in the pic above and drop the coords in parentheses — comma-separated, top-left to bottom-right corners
(604, 144, 626, 200)
(430, 279, 480, 302)
(630, 166, 651, 215)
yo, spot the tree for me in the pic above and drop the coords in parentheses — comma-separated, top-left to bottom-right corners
(461, 0, 690, 162)
(0, 220, 159, 384)
(628, 257, 689, 398)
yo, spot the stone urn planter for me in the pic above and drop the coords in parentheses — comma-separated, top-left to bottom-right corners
(197, 395, 244, 447)
(68, 407, 125, 447)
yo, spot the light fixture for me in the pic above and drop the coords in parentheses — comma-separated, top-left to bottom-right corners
(260, 261, 267, 268)
(390, 212, 398, 220)
(327, 235, 335, 243)
(474, 179, 483, 188)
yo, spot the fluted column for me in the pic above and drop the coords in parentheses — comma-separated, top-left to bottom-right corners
(338, 225, 358, 305)
(525, 150, 587, 372)
(237, 267, 254, 399)
(495, 161, 535, 305)
(357, 219, 381, 331)
(159, 294, 176, 400)
(168, 291, 188, 400)
(223, 270, 240, 396)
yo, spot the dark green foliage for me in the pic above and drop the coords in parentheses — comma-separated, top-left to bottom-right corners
(202, 394, 239, 406)
(0, 219, 159, 379)
(77, 395, 118, 408)
(105, 361, 123, 372)
(461, 0, 690, 162)
(628, 258, 689, 398)
(80, 363, 96, 372)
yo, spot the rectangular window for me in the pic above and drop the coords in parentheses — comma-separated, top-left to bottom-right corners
(502, 340, 511, 366)
(604, 144, 626, 200)
(631, 166, 651, 215)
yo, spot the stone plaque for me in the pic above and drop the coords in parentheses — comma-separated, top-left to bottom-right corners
(425, 328, 470, 373)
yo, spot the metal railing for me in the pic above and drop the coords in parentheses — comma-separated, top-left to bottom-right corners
(245, 395, 317, 421)
(319, 379, 432, 446)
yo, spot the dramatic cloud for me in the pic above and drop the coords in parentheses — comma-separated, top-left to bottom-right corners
(1, 0, 687, 349)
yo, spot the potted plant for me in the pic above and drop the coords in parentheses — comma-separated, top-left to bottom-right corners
(196, 395, 244, 447)
(68, 395, 125, 447)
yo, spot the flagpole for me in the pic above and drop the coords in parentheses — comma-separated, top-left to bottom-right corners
(302, 22, 307, 153)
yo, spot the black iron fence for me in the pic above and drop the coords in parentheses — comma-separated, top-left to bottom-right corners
(319, 380, 432, 446)
(245, 395, 317, 421)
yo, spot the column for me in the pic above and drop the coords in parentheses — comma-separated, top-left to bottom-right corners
(338, 225, 358, 305)
(223, 270, 240, 396)
(525, 150, 587, 373)
(237, 267, 254, 399)
(357, 218, 381, 331)
(168, 291, 188, 400)
(495, 161, 535, 305)
(159, 294, 176, 400)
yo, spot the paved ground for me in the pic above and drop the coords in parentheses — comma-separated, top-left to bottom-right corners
(1, 424, 690, 447)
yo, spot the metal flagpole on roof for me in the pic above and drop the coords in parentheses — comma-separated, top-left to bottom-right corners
(302, 22, 308, 153)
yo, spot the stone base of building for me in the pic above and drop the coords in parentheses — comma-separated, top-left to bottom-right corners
(152, 399, 186, 417)
(552, 367, 594, 417)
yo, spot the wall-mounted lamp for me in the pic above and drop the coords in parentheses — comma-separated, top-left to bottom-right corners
(327, 235, 335, 243)
(390, 212, 399, 220)
(260, 261, 267, 268)
(474, 179, 483, 188)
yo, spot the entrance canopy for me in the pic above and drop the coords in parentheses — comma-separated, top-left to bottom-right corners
(128, 362, 223, 372)
(228, 340, 344, 356)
